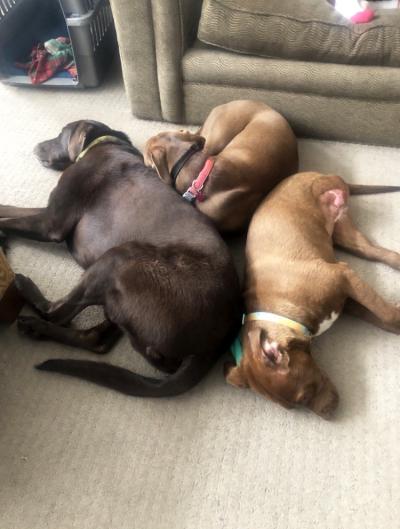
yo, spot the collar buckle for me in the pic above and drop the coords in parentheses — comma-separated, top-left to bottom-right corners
(182, 189, 196, 203)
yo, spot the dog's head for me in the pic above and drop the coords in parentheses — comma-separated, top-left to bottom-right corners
(143, 130, 205, 185)
(226, 325, 339, 419)
(34, 120, 130, 170)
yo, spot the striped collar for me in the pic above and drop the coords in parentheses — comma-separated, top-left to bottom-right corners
(76, 135, 126, 162)
(231, 312, 311, 365)
(245, 312, 312, 337)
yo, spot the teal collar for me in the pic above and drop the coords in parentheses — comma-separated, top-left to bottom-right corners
(231, 336, 243, 365)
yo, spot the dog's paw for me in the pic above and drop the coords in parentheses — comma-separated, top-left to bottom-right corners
(17, 315, 48, 340)
(14, 274, 48, 314)
(14, 273, 32, 292)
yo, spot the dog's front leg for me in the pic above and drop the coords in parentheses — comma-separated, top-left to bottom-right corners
(0, 206, 45, 218)
(0, 210, 68, 243)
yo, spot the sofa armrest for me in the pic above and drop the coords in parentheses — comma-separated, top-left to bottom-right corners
(109, 0, 162, 120)
(110, 0, 202, 122)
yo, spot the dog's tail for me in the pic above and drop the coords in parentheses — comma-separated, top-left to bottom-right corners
(349, 184, 400, 195)
(35, 353, 217, 397)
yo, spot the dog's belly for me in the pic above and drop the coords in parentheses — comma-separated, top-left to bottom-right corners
(67, 180, 146, 267)
(69, 210, 139, 268)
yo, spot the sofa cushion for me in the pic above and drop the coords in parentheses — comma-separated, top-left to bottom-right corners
(182, 42, 400, 144)
(183, 42, 400, 101)
(198, 0, 400, 67)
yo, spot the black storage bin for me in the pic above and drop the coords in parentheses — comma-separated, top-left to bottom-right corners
(0, 0, 116, 87)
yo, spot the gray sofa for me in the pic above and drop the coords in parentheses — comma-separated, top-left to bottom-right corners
(109, 0, 400, 146)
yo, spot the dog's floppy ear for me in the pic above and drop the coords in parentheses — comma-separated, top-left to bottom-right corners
(68, 122, 95, 161)
(224, 362, 248, 389)
(248, 327, 290, 372)
(149, 147, 171, 184)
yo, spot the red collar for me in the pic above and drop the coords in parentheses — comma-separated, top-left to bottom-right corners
(182, 159, 214, 203)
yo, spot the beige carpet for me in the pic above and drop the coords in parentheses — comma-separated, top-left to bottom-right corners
(1, 63, 400, 529)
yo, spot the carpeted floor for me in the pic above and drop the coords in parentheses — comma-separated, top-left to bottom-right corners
(1, 63, 400, 529)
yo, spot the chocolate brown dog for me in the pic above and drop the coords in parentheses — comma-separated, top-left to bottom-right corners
(226, 172, 400, 419)
(144, 100, 298, 232)
(0, 120, 241, 396)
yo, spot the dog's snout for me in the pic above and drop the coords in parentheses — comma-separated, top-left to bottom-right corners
(34, 141, 51, 165)
(33, 143, 44, 159)
(318, 390, 339, 420)
(33, 137, 71, 170)
(309, 381, 339, 420)
(33, 148, 49, 168)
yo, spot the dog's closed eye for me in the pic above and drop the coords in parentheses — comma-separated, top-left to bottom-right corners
(296, 385, 315, 405)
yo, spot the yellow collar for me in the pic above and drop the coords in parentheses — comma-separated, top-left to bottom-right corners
(245, 312, 312, 337)
(76, 135, 125, 162)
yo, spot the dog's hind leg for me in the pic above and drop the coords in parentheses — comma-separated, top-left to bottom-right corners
(18, 317, 122, 353)
(15, 269, 102, 325)
(333, 213, 400, 270)
(343, 299, 399, 334)
(341, 264, 400, 334)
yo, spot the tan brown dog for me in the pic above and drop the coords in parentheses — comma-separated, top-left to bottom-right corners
(226, 172, 400, 419)
(144, 100, 298, 232)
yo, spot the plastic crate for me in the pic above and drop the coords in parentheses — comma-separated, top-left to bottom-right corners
(0, 0, 116, 87)
(61, 0, 96, 16)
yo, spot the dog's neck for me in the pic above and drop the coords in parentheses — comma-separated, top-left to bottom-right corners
(80, 129, 142, 161)
(170, 144, 209, 192)
(245, 290, 320, 338)
(84, 128, 131, 150)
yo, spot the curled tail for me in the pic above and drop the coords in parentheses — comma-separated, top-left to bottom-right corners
(349, 184, 400, 195)
(35, 353, 216, 397)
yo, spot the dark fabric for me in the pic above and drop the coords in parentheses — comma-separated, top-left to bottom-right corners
(16, 37, 75, 84)
(0, 251, 23, 324)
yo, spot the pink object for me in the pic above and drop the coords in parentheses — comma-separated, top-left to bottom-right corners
(185, 158, 214, 202)
(350, 8, 375, 23)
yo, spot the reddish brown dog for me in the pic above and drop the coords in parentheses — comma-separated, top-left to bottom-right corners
(144, 100, 298, 232)
(226, 172, 400, 419)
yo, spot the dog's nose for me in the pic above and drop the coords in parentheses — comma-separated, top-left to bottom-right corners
(33, 144, 42, 158)
(33, 143, 51, 167)
(318, 390, 339, 420)
(309, 384, 339, 420)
